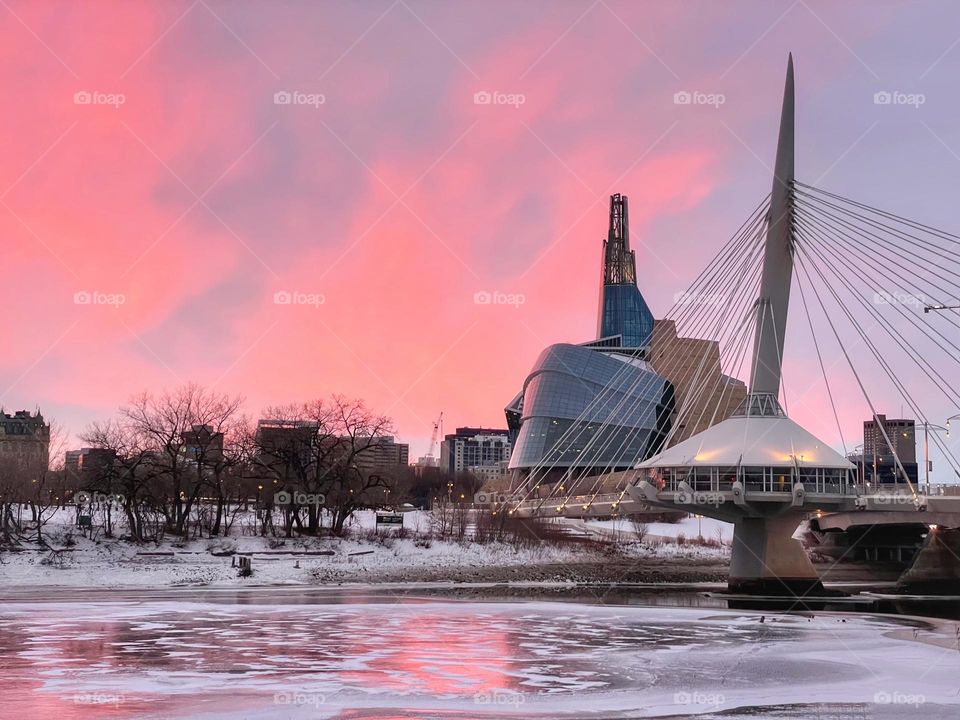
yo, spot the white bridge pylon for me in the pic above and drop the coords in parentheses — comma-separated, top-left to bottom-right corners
(626, 55, 960, 595)
(622, 55, 868, 595)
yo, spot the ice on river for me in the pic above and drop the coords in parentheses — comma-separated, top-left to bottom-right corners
(0, 595, 957, 719)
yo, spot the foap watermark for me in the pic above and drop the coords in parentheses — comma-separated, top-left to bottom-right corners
(74, 90, 125, 108)
(473, 90, 525, 108)
(474, 690, 525, 708)
(674, 690, 725, 708)
(674, 90, 725, 108)
(474, 491, 514, 505)
(275, 491, 325, 507)
(874, 290, 926, 308)
(74, 491, 126, 506)
(674, 291, 728, 307)
(273, 290, 325, 308)
(874, 90, 925, 109)
(874, 690, 925, 708)
(872, 493, 918, 507)
(677, 490, 725, 508)
(274, 90, 326, 108)
(474, 290, 525, 308)
(73, 693, 125, 707)
(274, 692, 325, 707)
(74, 290, 125, 308)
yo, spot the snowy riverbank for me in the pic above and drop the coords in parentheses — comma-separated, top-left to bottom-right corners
(0, 510, 730, 589)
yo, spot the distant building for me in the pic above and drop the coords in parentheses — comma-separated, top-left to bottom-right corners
(412, 454, 440, 479)
(255, 419, 408, 480)
(847, 452, 920, 485)
(440, 428, 511, 474)
(0, 409, 50, 471)
(65, 447, 117, 483)
(469, 460, 510, 488)
(255, 419, 320, 480)
(859, 414, 918, 484)
(182, 424, 224, 463)
(864, 415, 917, 464)
(354, 436, 409, 475)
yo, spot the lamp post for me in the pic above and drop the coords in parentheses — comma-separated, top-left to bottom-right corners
(923, 303, 960, 313)
(923, 422, 952, 493)
(850, 443, 865, 489)
(945, 413, 960, 436)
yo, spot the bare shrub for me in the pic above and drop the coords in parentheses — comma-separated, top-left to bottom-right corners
(631, 520, 649, 544)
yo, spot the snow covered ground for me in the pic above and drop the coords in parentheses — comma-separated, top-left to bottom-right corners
(1, 596, 957, 719)
(580, 515, 734, 543)
(0, 508, 727, 589)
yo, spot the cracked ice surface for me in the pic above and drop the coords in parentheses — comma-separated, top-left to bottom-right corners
(0, 597, 957, 719)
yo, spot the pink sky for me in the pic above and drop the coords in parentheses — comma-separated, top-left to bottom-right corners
(3, 1, 960, 463)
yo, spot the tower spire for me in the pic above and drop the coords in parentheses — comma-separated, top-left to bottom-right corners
(749, 53, 796, 402)
(596, 193, 654, 347)
(601, 193, 636, 285)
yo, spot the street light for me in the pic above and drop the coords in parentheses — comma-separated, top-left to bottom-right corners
(923, 303, 960, 313)
(945, 412, 960, 437)
(922, 422, 951, 493)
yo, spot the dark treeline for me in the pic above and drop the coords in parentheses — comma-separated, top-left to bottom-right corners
(0, 384, 484, 546)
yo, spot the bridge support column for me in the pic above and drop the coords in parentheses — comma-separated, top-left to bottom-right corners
(729, 513, 823, 596)
(897, 527, 960, 594)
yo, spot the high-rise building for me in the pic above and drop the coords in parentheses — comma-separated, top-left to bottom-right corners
(864, 415, 917, 464)
(0, 409, 50, 472)
(354, 436, 409, 474)
(440, 428, 511, 474)
(857, 414, 918, 484)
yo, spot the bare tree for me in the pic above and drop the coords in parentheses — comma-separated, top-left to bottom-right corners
(182, 395, 245, 537)
(0, 458, 28, 545)
(253, 396, 397, 536)
(323, 396, 397, 535)
(81, 384, 244, 539)
(80, 418, 152, 541)
(23, 421, 70, 545)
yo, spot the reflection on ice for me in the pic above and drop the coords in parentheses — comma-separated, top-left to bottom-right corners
(0, 595, 957, 719)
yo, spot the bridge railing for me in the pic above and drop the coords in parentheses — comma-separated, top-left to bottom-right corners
(919, 484, 960, 497)
(647, 465, 859, 496)
(508, 493, 625, 514)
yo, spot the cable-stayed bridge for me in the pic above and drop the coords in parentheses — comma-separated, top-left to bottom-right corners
(501, 55, 960, 597)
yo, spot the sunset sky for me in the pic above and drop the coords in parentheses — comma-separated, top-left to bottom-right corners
(3, 1, 960, 464)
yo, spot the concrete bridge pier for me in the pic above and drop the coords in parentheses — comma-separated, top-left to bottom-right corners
(896, 526, 960, 595)
(629, 480, 832, 596)
(729, 512, 823, 596)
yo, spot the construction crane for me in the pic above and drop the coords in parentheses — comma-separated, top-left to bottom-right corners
(426, 411, 444, 462)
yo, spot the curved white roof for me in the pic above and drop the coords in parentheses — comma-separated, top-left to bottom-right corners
(638, 415, 854, 469)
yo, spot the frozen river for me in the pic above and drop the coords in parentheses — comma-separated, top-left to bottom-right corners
(1, 587, 958, 719)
